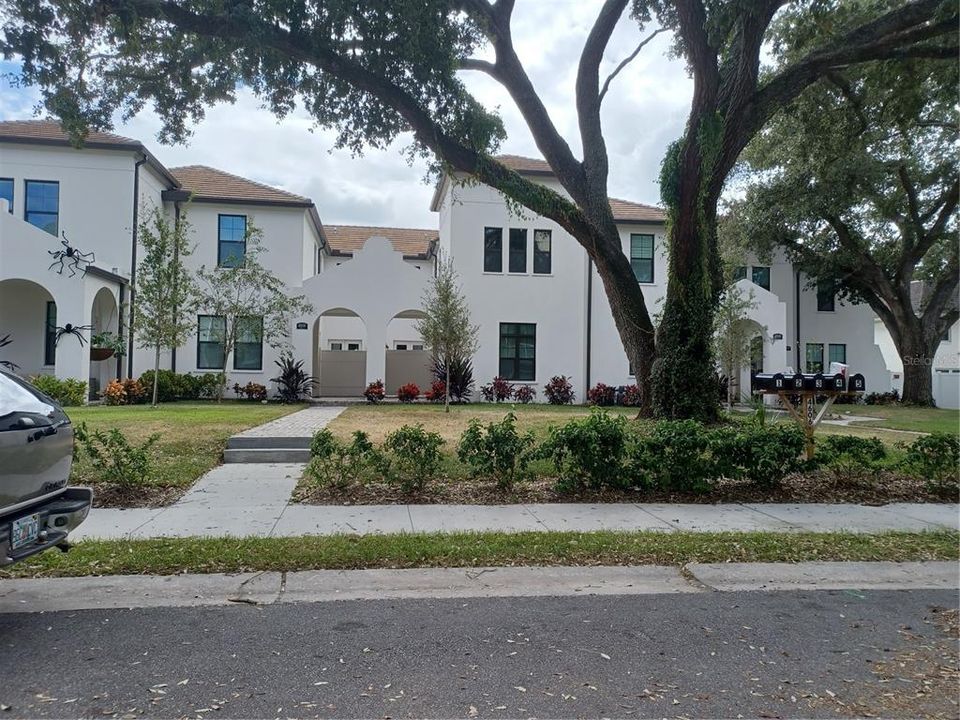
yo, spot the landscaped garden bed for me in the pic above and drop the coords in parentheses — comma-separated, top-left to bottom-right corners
(293, 403, 960, 506)
(68, 402, 302, 508)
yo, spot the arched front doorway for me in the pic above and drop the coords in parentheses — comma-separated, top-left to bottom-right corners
(0, 278, 57, 377)
(312, 308, 368, 397)
(89, 286, 120, 397)
(385, 309, 430, 394)
(733, 318, 766, 404)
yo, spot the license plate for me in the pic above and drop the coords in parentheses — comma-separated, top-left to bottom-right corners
(11, 513, 40, 550)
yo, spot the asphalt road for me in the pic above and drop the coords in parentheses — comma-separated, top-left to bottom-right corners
(1, 589, 956, 719)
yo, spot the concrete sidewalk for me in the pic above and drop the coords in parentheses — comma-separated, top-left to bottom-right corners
(1, 561, 956, 613)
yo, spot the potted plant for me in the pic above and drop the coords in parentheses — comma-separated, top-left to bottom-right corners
(90, 331, 126, 361)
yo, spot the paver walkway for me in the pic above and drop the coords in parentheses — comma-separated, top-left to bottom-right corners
(232, 405, 346, 438)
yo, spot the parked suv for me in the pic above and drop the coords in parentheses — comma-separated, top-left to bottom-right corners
(0, 370, 92, 566)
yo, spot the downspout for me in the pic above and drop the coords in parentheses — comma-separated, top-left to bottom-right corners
(585, 257, 593, 394)
(116, 284, 125, 379)
(127, 155, 147, 377)
(795, 270, 801, 371)
(171, 201, 181, 372)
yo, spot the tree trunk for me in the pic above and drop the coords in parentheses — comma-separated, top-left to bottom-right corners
(152, 345, 160, 407)
(897, 329, 936, 406)
(444, 361, 450, 414)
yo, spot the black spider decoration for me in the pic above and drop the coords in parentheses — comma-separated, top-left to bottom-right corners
(48, 232, 95, 277)
(54, 323, 93, 347)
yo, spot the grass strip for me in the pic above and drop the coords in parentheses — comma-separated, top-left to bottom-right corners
(2, 530, 956, 579)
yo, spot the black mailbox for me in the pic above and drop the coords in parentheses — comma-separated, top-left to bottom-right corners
(771, 372, 785, 390)
(804, 372, 826, 390)
(791, 373, 805, 390)
(849, 373, 866, 392)
(751, 373, 785, 392)
(830, 373, 846, 391)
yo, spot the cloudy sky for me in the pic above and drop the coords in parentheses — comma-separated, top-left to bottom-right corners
(0, 2, 693, 230)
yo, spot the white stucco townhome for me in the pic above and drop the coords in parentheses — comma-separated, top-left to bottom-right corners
(0, 120, 956, 407)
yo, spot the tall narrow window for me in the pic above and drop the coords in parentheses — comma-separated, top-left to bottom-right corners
(0, 178, 12, 214)
(533, 229, 552, 274)
(630, 234, 654, 283)
(197, 315, 226, 369)
(828, 343, 847, 366)
(44, 301, 57, 366)
(817, 282, 835, 311)
(805, 343, 824, 373)
(234, 316, 263, 370)
(750, 335, 764, 375)
(218, 214, 247, 268)
(499, 323, 536, 381)
(25, 180, 59, 235)
(483, 227, 502, 272)
(751, 265, 770, 291)
(509, 228, 527, 273)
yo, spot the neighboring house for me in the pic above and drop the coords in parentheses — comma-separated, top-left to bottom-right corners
(1, 120, 951, 404)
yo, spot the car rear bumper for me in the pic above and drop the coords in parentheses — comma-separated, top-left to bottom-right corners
(0, 487, 93, 566)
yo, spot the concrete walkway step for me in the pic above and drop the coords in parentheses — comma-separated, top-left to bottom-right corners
(223, 448, 311, 463)
(226, 436, 313, 450)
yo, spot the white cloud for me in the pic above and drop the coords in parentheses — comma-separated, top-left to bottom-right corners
(0, 2, 693, 227)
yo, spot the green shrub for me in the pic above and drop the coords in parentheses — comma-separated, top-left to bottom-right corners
(628, 419, 712, 492)
(735, 424, 805, 486)
(305, 429, 380, 490)
(540, 409, 629, 491)
(73, 422, 159, 486)
(899, 432, 960, 493)
(139, 370, 222, 401)
(457, 412, 536, 491)
(30, 375, 87, 406)
(381, 424, 445, 493)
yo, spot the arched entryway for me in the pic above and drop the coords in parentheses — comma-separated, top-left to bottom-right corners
(0, 278, 57, 377)
(733, 318, 766, 404)
(385, 309, 431, 394)
(312, 308, 368, 397)
(89, 286, 120, 398)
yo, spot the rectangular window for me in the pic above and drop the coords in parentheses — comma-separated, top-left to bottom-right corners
(828, 343, 847, 366)
(347, 342, 360, 351)
(25, 180, 59, 235)
(0, 178, 12, 214)
(533, 229, 552, 274)
(44, 301, 57, 366)
(499, 322, 536, 381)
(197, 315, 226, 369)
(233, 316, 263, 370)
(751, 265, 771, 291)
(218, 214, 247, 268)
(509, 228, 527, 273)
(630, 234, 654, 283)
(395, 343, 408, 351)
(817, 282, 835, 311)
(483, 227, 502, 272)
(805, 343, 824, 373)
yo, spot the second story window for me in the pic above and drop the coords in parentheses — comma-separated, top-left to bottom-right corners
(25, 180, 59, 235)
(817, 282, 835, 311)
(483, 227, 502, 272)
(630, 234, 654, 283)
(0, 178, 12, 214)
(533, 230, 552, 274)
(218, 214, 247, 268)
(733, 266, 747, 281)
(509, 228, 527, 273)
(751, 265, 770, 291)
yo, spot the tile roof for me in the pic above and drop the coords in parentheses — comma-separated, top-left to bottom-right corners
(324, 224, 438, 257)
(169, 165, 312, 205)
(0, 119, 140, 147)
(495, 154, 554, 174)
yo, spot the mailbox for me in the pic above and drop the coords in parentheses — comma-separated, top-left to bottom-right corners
(804, 372, 826, 390)
(751, 373, 785, 392)
(830, 373, 846, 391)
(849, 373, 866, 392)
(791, 373, 805, 390)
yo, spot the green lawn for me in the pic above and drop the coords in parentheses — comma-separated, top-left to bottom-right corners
(67, 402, 302, 489)
(3, 530, 955, 578)
(843, 404, 959, 434)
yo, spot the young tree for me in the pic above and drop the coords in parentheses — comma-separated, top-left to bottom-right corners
(195, 227, 313, 400)
(713, 284, 759, 408)
(725, 49, 957, 405)
(416, 258, 479, 413)
(133, 205, 197, 406)
(2, 0, 953, 417)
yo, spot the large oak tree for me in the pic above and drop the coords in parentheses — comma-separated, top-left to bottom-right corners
(2, 0, 954, 417)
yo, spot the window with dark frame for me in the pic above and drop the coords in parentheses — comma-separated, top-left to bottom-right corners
(218, 214, 247, 268)
(630, 234, 654, 283)
(483, 227, 502, 272)
(499, 322, 536, 381)
(0, 178, 12, 214)
(234, 316, 263, 370)
(751, 265, 771, 291)
(733, 266, 748, 281)
(828, 343, 846, 366)
(509, 228, 527, 273)
(817, 282, 835, 311)
(533, 229, 552, 274)
(197, 315, 226, 369)
(44, 301, 57, 366)
(805, 343, 824, 373)
(25, 180, 59, 235)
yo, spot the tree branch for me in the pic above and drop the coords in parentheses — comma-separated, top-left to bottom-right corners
(598, 28, 664, 105)
(458, 57, 498, 75)
(921, 250, 960, 331)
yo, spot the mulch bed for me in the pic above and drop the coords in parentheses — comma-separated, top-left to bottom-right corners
(294, 469, 958, 506)
(89, 483, 188, 509)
